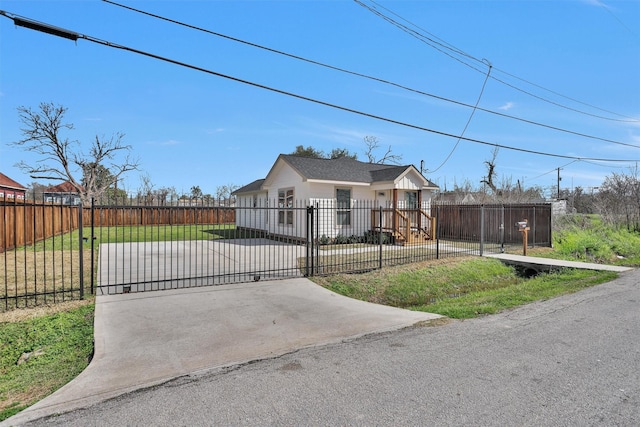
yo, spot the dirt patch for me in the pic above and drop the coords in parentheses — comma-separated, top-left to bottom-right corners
(0, 299, 94, 323)
(413, 317, 452, 327)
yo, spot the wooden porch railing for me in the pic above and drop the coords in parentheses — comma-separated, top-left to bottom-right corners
(371, 208, 436, 245)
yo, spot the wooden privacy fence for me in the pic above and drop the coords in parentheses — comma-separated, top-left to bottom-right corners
(0, 198, 80, 252)
(84, 205, 235, 227)
(434, 203, 552, 247)
(1, 198, 236, 253)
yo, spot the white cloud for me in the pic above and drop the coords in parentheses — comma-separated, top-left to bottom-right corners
(205, 128, 225, 135)
(498, 102, 515, 111)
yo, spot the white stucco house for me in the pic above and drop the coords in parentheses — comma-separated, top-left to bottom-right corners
(232, 154, 440, 244)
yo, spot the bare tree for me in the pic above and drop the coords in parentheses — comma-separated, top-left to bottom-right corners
(363, 136, 402, 164)
(27, 181, 47, 202)
(137, 173, 155, 205)
(480, 147, 499, 194)
(12, 102, 140, 205)
(215, 183, 239, 206)
(597, 165, 640, 231)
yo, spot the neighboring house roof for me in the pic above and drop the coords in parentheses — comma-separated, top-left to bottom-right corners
(44, 181, 80, 193)
(0, 172, 27, 191)
(232, 179, 266, 195)
(235, 155, 439, 195)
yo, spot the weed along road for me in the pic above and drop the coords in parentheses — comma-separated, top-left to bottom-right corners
(18, 270, 640, 426)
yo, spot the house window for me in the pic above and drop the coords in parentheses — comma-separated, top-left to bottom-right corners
(405, 191, 418, 209)
(253, 194, 258, 208)
(336, 188, 351, 226)
(278, 188, 294, 225)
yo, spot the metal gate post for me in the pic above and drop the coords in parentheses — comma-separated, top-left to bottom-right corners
(78, 204, 84, 299)
(315, 202, 319, 276)
(500, 204, 505, 253)
(436, 204, 440, 259)
(480, 205, 485, 256)
(306, 206, 314, 277)
(378, 206, 383, 270)
(90, 197, 95, 294)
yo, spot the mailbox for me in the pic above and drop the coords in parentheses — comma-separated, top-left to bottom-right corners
(516, 219, 530, 255)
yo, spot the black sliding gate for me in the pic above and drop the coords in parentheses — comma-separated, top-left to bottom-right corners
(1, 198, 553, 308)
(94, 201, 552, 295)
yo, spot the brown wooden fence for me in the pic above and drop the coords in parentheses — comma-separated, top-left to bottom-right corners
(434, 203, 552, 246)
(0, 198, 80, 252)
(1, 198, 236, 253)
(85, 205, 235, 227)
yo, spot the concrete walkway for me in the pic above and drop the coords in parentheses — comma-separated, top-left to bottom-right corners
(484, 253, 633, 272)
(5, 278, 440, 426)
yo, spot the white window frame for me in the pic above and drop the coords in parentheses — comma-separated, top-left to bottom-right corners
(278, 188, 294, 225)
(335, 187, 352, 227)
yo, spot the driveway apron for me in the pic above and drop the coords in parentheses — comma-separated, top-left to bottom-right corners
(6, 278, 440, 425)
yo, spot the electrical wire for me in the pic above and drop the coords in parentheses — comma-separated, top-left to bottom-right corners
(2, 10, 639, 166)
(356, 0, 640, 123)
(428, 62, 492, 173)
(101, 0, 640, 150)
(528, 160, 577, 182)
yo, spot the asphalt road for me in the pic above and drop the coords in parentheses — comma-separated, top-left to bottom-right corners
(23, 270, 640, 426)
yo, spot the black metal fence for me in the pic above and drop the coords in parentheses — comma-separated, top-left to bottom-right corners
(1, 198, 553, 310)
(1, 198, 87, 311)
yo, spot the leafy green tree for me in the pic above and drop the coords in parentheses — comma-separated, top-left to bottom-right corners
(290, 145, 325, 158)
(190, 185, 203, 199)
(290, 145, 357, 160)
(328, 148, 357, 160)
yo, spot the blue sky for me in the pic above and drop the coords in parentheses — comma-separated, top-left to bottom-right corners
(1, 0, 639, 198)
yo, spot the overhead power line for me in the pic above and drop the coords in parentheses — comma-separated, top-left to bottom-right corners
(429, 62, 492, 173)
(355, 0, 639, 123)
(1, 10, 639, 165)
(101, 0, 640, 150)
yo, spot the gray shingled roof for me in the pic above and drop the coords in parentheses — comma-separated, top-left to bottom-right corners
(282, 155, 414, 183)
(234, 155, 438, 195)
(232, 179, 265, 195)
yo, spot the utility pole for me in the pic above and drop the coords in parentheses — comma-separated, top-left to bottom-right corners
(557, 168, 562, 200)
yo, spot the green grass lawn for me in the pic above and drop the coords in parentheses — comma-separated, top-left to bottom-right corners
(31, 223, 238, 251)
(0, 302, 94, 421)
(311, 257, 619, 319)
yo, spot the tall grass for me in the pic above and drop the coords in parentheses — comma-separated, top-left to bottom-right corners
(311, 257, 617, 319)
(552, 214, 640, 265)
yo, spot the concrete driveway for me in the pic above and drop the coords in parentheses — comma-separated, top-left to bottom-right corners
(97, 238, 307, 293)
(5, 278, 440, 426)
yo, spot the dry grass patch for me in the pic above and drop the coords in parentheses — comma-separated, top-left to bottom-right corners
(0, 299, 94, 323)
(0, 249, 94, 311)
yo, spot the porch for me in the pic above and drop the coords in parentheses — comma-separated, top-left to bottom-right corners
(371, 208, 436, 245)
